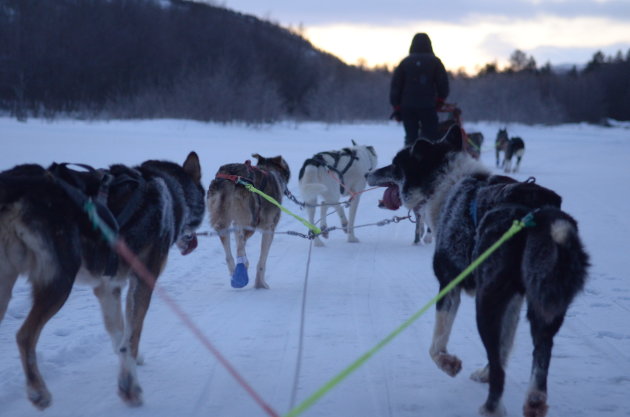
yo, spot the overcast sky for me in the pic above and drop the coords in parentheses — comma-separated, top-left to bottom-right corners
(218, 0, 630, 73)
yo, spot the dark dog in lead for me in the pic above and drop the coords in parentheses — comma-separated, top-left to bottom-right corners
(496, 128, 525, 173)
(367, 126, 589, 417)
(0, 152, 205, 409)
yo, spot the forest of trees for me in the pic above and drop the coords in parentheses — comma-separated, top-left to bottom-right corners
(1, 0, 629, 124)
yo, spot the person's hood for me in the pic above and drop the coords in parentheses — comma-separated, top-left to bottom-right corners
(409, 33, 434, 54)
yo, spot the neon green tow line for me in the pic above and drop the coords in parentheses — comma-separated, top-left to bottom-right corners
(283, 214, 535, 417)
(240, 180, 321, 235)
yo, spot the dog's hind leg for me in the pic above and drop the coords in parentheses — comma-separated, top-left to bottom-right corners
(93, 281, 125, 354)
(17, 267, 76, 409)
(514, 152, 524, 173)
(475, 288, 526, 417)
(429, 288, 463, 377)
(0, 269, 19, 322)
(218, 232, 236, 275)
(317, 203, 329, 244)
(471, 294, 523, 384)
(306, 200, 324, 247)
(414, 223, 421, 244)
(413, 209, 432, 245)
(345, 195, 360, 243)
(333, 203, 348, 234)
(254, 229, 274, 289)
(235, 227, 254, 268)
(117, 269, 157, 407)
(521, 309, 564, 417)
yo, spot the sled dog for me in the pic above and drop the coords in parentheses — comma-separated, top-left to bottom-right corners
(298, 140, 377, 246)
(466, 132, 484, 160)
(207, 154, 290, 289)
(377, 176, 432, 246)
(0, 152, 205, 409)
(367, 126, 589, 417)
(495, 128, 525, 173)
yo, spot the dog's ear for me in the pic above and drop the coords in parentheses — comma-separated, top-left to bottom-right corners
(268, 156, 284, 166)
(251, 153, 264, 163)
(183, 151, 202, 183)
(351, 139, 357, 146)
(441, 125, 463, 151)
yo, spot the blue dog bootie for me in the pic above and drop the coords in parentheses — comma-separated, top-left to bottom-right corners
(231, 256, 249, 288)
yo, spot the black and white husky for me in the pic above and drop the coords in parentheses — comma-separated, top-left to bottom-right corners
(298, 141, 377, 246)
(0, 153, 205, 409)
(367, 126, 589, 417)
(496, 128, 525, 173)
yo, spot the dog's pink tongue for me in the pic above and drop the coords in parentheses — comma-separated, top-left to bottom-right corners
(378, 184, 402, 210)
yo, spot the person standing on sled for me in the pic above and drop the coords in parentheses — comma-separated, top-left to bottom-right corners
(390, 33, 450, 146)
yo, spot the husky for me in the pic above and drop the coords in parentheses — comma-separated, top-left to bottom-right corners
(466, 132, 484, 160)
(367, 126, 589, 417)
(437, 107, 483, 160)
(207, 153, 290, 289)
(496, 129, 525, 172)
(0, 152, 205, 409)
(377, 177, 432, 245)
(298, 141, 377, 247)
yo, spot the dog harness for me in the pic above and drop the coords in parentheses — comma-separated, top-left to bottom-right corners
(299, 148, 358, 195)
(214, 160, 288, 226)
(48, 163, 125, 276)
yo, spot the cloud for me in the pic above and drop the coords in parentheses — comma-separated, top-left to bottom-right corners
(303, 15, 630, 73)
(215, 0, 630, 73)
(221, 0, 630, 26)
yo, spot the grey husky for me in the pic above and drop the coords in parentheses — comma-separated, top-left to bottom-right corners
(0, 152, 205, 409)
(367, 126, 589, 417)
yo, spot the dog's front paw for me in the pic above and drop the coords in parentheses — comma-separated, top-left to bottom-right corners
(28, 385, 52, 410)
(433, 352, 462, 377)
(254, 274, 270, 289)
(470, 365, 489, 383)
(421, 233, 433, 245)
(314, 239, 325, 247)
(118, 371, 143, 407)
(479, 402, 507, 417)
(347, 235, 359, 243)
(523, 390, 548, 417)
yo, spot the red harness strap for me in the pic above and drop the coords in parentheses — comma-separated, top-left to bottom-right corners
(215, 172, 247, 183)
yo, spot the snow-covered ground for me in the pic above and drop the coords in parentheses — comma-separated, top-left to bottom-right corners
(1, 118, 629, 417)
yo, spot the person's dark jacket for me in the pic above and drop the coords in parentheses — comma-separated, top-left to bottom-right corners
(390, 33, 449, 110)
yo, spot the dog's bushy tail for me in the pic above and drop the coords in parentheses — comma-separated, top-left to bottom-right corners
(522, 207, 589, 320)
(298, 165, 327, 198)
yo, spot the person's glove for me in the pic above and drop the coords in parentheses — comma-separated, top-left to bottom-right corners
(390, 105, 402, 121)
(436, 97, 446, 111)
